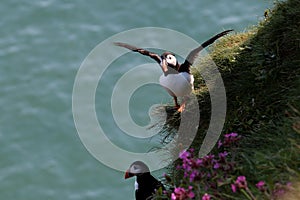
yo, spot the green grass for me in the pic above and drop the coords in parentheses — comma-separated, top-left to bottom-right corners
(160, 0, 300, 198)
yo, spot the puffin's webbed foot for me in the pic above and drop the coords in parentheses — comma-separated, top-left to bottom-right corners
(177, 103, 185, 113)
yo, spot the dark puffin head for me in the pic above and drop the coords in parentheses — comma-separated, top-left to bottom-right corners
(125, 161, 150, 179)
(125, 161, 165, 200)
(160, 52, 180, 73)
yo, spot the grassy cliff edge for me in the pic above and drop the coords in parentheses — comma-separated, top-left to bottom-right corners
(161, 0, 300, 199)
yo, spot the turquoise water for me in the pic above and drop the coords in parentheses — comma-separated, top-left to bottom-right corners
(1, 0, 271, 199)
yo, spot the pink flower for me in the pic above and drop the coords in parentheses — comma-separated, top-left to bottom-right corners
(231, 183, 237, 193)
(202, 154, 215, 167)
(231, 176, 248, 193)
(196, 158, 203, 166)
(187, 191, 195, 199)
(217, 140, 223, 148)
(187, 186, 195, 199)
(256, 181, 266, 192)
(218, 151, 228, 160)
(202, 193, 211, 200)
(213, 162, 220, 169)
(171, 186, 194, 200)
(182, 162, 191, 171)
(171, 192, 177, 200)
(189, 170, 198, 182)
(174, 187, 185, 194)
(227, 132, 238, 137)
(179, 150, 190, 160)
(172, 187, 186, 200)
(235, 176, 247, 189)
(223, 132, 240, 146)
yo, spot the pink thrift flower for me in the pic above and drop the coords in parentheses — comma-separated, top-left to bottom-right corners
(196, 158, 203, 166)
(218, 151, 228, 159)
(187, 186, 195, 198)
(213, 162, 220, 169)
(174, 187, 185, 194)
(202, 154, 215, 166)
(171, 186, 194, 200)
(235, 176, 247, 189)
(256, 181, 266, 192)
(231, 184, 237, 193)
(179, 150, 190, 160)
(229, 132, 238, 137)
(217, 140, 222, 148)
(223, 132, 240, 146)
(202, 193, 211, 200)
(187, 191, 195, 199)
(171, 192, 177, 200)
(224, 132, 238, 139)
(189, 170, 197, 182)
(172, 187, 187, 200)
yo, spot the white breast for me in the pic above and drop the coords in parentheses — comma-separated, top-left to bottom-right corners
(134, 180, 139, 190)
(159, 72, 194, 97)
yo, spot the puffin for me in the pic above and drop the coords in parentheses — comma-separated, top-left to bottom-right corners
(114, 29, 233, 112)
(125, 161, 165, 200)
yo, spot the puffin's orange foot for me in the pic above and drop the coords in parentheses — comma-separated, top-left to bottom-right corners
(177, 103, 186, 113)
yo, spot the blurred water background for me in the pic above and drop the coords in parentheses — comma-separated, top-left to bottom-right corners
(0, 0, 271, 199)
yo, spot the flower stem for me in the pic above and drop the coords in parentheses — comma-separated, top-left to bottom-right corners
(241, 188, 256, 200)
(246, 187, 257, 200)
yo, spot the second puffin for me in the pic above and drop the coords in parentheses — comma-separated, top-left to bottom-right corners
(115, 29, 232, 112)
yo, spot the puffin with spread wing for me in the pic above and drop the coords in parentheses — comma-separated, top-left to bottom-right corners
(115, 30, 232, 112)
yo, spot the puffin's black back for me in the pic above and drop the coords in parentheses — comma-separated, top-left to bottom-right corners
(135, 172, 165, 200)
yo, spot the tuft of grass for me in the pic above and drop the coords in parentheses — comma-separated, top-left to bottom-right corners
(159, 0, 300, 198)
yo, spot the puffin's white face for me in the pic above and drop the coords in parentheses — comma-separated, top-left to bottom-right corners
(129, 162, 149, 174)
(129, 164, 143, 174)
(166, 54, 177, 66)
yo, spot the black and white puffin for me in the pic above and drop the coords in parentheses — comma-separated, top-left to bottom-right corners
(115, 29, 232, 112)
(125, 161, 165, 200)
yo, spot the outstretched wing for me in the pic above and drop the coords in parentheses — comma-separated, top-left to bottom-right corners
(114, 42, 162, 64)
(179, 29, 233, 73)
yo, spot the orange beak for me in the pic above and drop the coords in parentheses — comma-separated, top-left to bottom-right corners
(124, 169, 134, 179)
